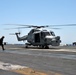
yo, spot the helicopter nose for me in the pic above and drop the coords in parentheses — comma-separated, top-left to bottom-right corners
(55, 36, 61, 43)
(56, 36, 60, 40)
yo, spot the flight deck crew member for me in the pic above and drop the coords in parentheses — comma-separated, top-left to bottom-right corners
(0, 36, 5, 50)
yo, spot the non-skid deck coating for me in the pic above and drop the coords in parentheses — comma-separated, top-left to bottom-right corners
(2, 49, 76, 60)
(0, 44, 76, 75)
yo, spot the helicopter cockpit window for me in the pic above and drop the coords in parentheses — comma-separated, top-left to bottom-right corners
(41, 32, 50, 37)
(50, 31, 55, 36)
(44, 32, 50, 36)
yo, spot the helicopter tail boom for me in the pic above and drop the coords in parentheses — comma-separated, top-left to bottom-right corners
(15, 33, 27, 41)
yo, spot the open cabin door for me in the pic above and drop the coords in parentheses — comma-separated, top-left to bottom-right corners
(34, 33, 40, 43)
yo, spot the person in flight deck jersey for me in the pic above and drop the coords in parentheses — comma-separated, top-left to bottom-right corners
(0, 36, 5, 51)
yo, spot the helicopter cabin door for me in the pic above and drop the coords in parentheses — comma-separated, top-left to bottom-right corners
(34, 33, 40, 43)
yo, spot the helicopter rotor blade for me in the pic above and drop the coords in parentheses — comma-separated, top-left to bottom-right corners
(5, 23, 76, 26)
(3, 24, 76, 29)
(8, 24, 76, 27)
(3, 24, 49, 27)
(3, 24, 28, 26)
(9, 33, 15, 35)
(47, 24, 76, 27)
(50, 28, 61, 29)
(9, 32, 21, 35)
(4, 26, 31, 30)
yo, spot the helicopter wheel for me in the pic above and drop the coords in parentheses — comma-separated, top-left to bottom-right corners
(25, 45, 28, 48)
(42, 46, 45, 49)
(44, 45, 49, 49)
(39, 45, 45, 49)
(39, 45, 49, 49)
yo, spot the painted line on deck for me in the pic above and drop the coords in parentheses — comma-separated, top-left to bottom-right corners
(0, 61, 27, 70)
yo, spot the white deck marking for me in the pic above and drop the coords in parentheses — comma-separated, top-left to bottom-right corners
(0, 61, 27, 70)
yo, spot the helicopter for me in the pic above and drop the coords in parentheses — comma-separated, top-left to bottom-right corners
(5, 24, 76, 49)
(7, 25, 61, 49)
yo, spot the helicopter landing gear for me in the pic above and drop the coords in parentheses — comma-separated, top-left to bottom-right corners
(41, 46, 45, 49)
(25, 45, 28, 48)
(39, 45, 49, 49)
(45, 45, 49, 49)
(25, 43, 31, 48)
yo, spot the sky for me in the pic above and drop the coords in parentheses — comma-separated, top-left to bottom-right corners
(0, 0, 76, 44)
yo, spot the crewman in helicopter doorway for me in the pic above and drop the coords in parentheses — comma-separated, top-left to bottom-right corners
(0, 36, 5, 51)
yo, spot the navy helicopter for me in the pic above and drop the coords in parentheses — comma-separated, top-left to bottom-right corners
(5, 24, 76, 48)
